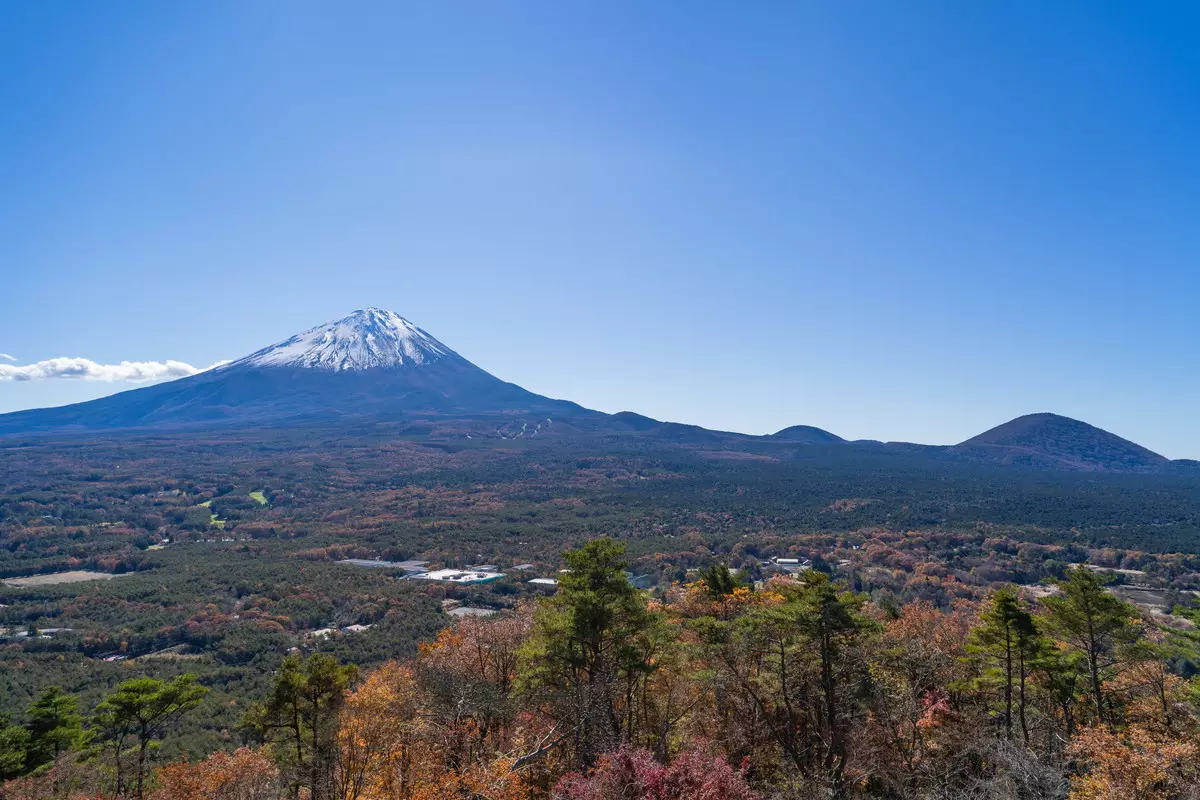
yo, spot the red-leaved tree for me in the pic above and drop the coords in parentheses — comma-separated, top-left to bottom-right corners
(553, 745, 760, 800)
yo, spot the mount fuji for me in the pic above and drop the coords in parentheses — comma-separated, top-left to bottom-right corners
(0, 309, 1187, 474)
(0, 309, 587, 434)
(229, 308, 456, 372)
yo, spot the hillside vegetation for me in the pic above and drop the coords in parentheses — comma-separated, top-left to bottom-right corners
(4, 427, 1200, 798)
(4, 541, 1200, 800)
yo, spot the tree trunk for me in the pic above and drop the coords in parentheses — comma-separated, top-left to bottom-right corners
(1017, 647, 1029, 744)
(1086, 620, 1104, 724)
(1089, 652, 1104, 724)
(311, 698, 323, 800)
(821, 629, 846, 799)
(113, 739, 126, 800)
(136, 734, 149, 800)
(1003, 627, 1013, 740)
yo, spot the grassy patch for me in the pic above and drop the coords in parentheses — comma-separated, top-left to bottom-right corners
(195, 500, 225, 528)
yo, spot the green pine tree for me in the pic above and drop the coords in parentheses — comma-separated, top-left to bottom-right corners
(1042, 567, 1140, 724)
(698, 562, 744, 599)
(0, 716, 31, 783)
(245, 652, 358, 800)
(519, 538, 659, 768)
(966, 585, 1044, 742)
(24, 686, 84, 772)
(93, 674, 208, 800)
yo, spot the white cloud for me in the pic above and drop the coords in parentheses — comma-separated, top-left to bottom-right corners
(0, 353, 15, 362)
(0, 357, 229, 383)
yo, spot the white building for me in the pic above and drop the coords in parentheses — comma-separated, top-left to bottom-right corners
(413, 569, 504, 585)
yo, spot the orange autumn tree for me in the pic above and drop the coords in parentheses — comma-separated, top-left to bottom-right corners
(417, 605, 534, 765)
(1106, 634, 1198, 735)
(151, 747, 281, 800)
(1068, 725, 1197, 800)
(333, 615, 546, 800)
(409, 757, 533, 800)
(334, 661, 428, 800)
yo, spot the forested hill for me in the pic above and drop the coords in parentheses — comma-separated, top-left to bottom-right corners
(955, 412, 1171, 472)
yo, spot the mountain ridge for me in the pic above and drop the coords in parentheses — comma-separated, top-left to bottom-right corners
(0, 311, 1182, 472)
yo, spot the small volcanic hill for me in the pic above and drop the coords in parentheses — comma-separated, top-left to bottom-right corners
(955, 412, 1169, 472)
(770, 425, 845, 444)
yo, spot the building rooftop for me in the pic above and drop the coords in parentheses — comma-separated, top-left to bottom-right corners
(447, 607, 499, 618)
(413, 569, 504, 584)
(627, 573, 654, 589)
(338, 559, 429, 572)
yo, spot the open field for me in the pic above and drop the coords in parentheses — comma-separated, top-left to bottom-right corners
(3, 570, 122, 588)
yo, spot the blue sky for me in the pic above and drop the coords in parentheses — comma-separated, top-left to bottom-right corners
(2, 2, 1198, 457)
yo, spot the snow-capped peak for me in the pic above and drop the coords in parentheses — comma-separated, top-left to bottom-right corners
(230, 309, 458, 371)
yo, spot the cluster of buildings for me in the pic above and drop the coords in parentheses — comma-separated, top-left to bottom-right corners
(339, 558, 556, 586)
(411, 568, 505, 585)
(307, 622, 374, 639)
(337, 559, 505, 584)
(336, 557, 662, 592)
(765, 556, 812, 575)
(339, 553, 809, 590)
(325, 552, 815, 633)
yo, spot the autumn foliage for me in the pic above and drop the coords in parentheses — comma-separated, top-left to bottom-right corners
(10, 549, 1200, 800)
(150, 748, 280, 800)
(553, 745, 759, 800)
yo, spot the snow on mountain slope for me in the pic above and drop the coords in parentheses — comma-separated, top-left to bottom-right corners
(228, 308, 457, 371)
(0, 308, 593, 433)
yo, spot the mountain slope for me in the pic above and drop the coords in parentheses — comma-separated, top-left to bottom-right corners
(954, 412, 1168, 472)
(230, 308, 453, 371)
(0, 309, 585, 434)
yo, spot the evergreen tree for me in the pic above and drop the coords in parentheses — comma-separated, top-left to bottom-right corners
(1042, 568, 1140, 724)
(519, 538, 659, 768)
(699, 563, 743, 599)
(0, 717, 31, 784)
(793, 572, 872, 797)
(24, 686, 83, 772)
(966, 585, 1043, 742)
(246, 652, 358, 800)
(93, 675, 208, 800)
(692, 572, 872, 799)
